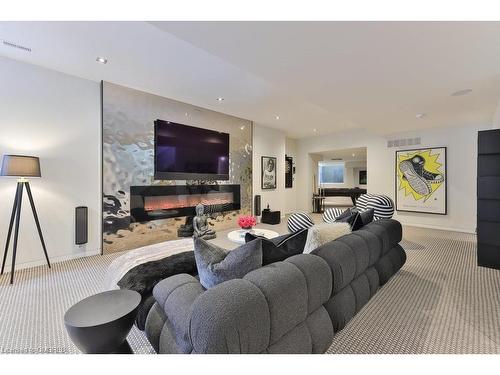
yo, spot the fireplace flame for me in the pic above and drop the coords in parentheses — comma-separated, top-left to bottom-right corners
(144, 192, 234, 211)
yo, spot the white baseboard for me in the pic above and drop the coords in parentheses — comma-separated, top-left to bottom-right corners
(296, 210, 475, 234)
(1, 249, 102, 273)
(400, 222, 476, 234)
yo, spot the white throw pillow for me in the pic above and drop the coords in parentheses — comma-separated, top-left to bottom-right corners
(303, 222, 351, 254)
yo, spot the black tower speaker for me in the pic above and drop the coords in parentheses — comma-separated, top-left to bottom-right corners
(75, 206, 88, 245)
(254, 195, 262, 216)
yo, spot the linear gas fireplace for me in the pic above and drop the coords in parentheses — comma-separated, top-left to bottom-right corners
(130, 184, 241, 222)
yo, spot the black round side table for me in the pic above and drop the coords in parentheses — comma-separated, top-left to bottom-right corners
(64, 289, 141, 354)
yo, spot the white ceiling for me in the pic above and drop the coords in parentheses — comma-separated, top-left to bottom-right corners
(1, 21, 500, 138)
(312, 147, 367, 162)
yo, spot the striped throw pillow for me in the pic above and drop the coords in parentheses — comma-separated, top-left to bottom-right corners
(287, 212, 315, 233)
(368, 195, 394, 220)
(322, 207, 347, 223)
(356, 193, 395, 220)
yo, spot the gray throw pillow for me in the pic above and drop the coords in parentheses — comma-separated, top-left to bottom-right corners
(194, 238, 263, 289)
(359, 208, 375, 226)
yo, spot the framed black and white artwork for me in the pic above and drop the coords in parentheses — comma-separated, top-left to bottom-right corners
(395, 147, 447, 215)
(262, 156, 277, 190)
(285, 156, 293, 188)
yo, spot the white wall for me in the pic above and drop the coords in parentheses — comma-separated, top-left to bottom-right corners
(0, 57, 101, 270)
(296, 124, 490, 233)
(252, 124, 287, 215)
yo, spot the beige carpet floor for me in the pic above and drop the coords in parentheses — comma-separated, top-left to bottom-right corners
(0, 221, 499, 354)
(327, 226, 500, 354)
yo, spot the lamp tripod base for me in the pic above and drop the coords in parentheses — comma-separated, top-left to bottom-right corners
(1, 181, 50, 284)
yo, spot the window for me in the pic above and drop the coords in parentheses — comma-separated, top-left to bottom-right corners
(318, 161, 345, 184)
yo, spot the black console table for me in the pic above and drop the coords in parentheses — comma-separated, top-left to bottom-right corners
(64, 289, 141, 354)
(261, 209, 281, 225)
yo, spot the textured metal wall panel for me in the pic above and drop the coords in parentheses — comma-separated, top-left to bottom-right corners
(102, 82, 252, 253)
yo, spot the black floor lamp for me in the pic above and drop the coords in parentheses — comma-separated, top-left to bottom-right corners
(1, 155, 51, 284)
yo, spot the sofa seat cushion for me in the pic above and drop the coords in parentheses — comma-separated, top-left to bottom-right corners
(194, 238, 263, 289)
(245, 229, 308, 265)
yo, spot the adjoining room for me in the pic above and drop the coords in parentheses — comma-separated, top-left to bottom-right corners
(310, 147, 367, 213)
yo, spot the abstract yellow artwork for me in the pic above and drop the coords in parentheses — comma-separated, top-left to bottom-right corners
(395, 147, 447, 214)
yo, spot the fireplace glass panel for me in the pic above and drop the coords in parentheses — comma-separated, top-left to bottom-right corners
(130, 184, 240, 222)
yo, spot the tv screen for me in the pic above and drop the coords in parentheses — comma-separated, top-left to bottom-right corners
(154, 120, 230, 180)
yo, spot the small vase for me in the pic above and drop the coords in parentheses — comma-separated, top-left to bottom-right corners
(238, 226, 253, 240)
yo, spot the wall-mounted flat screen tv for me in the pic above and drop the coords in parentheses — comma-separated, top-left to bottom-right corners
(154, 119, 230, 180)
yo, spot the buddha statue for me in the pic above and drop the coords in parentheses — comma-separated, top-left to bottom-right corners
(193, 204, 216, 240)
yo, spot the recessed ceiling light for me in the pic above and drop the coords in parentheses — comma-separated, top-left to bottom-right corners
(416, 113, 426, 119)
(275, 115, 280, 120)
(313, 128, 317, 132)
(451, 89, 472, 96)
(217, 97, 224, 101)
(96, 57, 108, 64)
(352, 153, 356, 157)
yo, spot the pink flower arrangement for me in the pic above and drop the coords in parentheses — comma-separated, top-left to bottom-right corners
(238, 215, 257, 229)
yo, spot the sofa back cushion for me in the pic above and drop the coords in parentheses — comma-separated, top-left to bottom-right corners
(189, 278, 271, 353)
(194, 238, 262, 289)
(362, 219, 402, 254)
(311, 219, 402, 293)
(245, 228, 308, 265)
(188, 254, 333, 353)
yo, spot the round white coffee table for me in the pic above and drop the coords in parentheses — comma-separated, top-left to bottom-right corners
(227, 228, 280, 244)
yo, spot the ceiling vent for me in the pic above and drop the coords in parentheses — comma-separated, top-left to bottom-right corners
(1, 40, 31, 52)
(387, 137, 421, 148)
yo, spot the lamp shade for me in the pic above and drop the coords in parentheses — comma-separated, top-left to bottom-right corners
(1, 155, 41, 177)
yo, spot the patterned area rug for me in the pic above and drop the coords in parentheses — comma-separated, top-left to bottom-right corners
(327, 226, 500, 354)
(0, 253, 154, 354)
(0, 225, 499, 354)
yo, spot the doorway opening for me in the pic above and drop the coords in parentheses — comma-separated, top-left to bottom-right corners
(310, 147, 367, 212)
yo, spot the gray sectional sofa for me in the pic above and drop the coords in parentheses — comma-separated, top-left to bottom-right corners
(144, 219, 406, 353)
